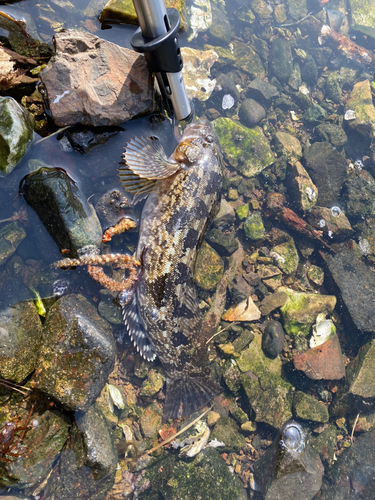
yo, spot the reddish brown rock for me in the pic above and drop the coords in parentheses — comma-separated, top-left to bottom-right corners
(40, 30, 154, 127)
(293, 334, 345, 380)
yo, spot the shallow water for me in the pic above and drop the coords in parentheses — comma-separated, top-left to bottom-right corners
(1, 0, 375, 499)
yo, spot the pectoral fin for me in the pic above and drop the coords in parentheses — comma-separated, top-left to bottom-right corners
(123, 135, 181, 180)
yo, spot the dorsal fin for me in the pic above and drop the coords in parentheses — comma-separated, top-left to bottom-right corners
(122, 293, 156, 362)
(123, 135, 181, 180)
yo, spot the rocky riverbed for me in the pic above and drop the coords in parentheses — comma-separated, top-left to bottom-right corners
(1, 0, 375, 499)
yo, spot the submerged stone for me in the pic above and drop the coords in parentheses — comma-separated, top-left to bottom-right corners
(345, 79, 375, 138)
(33, 294, 115, 412)
(195, 241, 224, 290)
(269, 37, 293, 82)
(210, 416, 246, 452)
(20, 164, 102, 257)
(0, 97, 34, 175)
(287, 161, 318, 212)
(0, 222, 26, 267)
(212, 117, 273, 177)
(181, 47, 218, 101)
(244, 211, 265, 240)
(271, 238, 299, 275)
(262, 320, 285, 358)
(293, 391, 329, 423)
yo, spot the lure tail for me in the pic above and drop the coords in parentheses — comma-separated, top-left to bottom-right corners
(163, 373, 222, 421)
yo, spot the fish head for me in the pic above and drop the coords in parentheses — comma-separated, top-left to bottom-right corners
(172, 120, 221, 165)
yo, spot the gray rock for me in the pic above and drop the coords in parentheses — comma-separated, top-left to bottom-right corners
(321, 246, 375, 332)
(262, 320, 285, 358)
(287, 0, 307, 20)
(228, 274, 253, 303)
(0, 300, 42, 383)
(254, 420, 323, 500)
(0, 97, 34, 175)
(304, 142, 347, 207)
(210, 416, 246, 452)
(300, 54, 318, 85)
(287, 161, 318, 212)
(314, 124, 347, 147)
(0, 222, 26, 267)
(40, 30, 153, 127)
(98, 289, 122, 325)
(304, 102, 326, 123)
(269, 37, 293, 82)
(33, 294, 115, 412)
(213, 198, 236, 229)
(247, 78, 279, 104)
(20, 163, 102, 257)
(239, 98, 266, 126)
(216, 74, 240, 102)
(342, 170, 375, 220)
(307, 206, 353, 241)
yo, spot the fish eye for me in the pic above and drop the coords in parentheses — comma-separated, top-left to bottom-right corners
(205, 135, 214, 143)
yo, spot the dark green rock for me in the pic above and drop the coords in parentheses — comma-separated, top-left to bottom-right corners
(342, 170, 375, 219)
(210, 416, 246, 452)
(0, 300, 42, 383)
(314, 124, 347, 147)
(20, 164, 102, 257)
(33, 294, 115, 412)
(244, 212, 265, 240)
(139, 447, 247, 500)
(310, 424, 337, 464)
(206, 228, 239, 256)
(0, 222, 26, 267)
(195, 241, 224, 290)
(269, 37, 293, 82)
(304, 102, 326, 124)
(223, 359, 242, 393)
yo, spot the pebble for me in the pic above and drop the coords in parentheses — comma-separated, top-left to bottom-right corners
(262, 320, 285, 358)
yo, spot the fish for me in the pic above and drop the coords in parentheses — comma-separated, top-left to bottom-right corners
(118, 121, 224, 420)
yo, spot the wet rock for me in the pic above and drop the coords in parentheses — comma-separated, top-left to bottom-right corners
(213, 198, 236, 229)
(307, 206, 353, 241)
(222, 296, 261, 322)
(332, 337, 375, 416)
(304, 102, 326, 124)
(0, 97, 34, 175)
(231, 40, 265, 79)
(262, 320, 285, 358)
(324, 71, 343, 103)
(98, 289, 122, 325)
(247, 78, 280, 104)
(44, 422, 115, 500)
(65, 125, 123, 154)
(244, 211, 265, 240)
(195, 241, 224, 291)
(274, 132, 302, 164)
(236, 331, 282, 377)
(321, 246, 375, 331)
(76, 403, 118, 481)
(140, 447, 247, 500)
(236, 204, 249, 221)
(300, 54, 318, 86)
(94, 187, 133, 230)
(288, 0, 307, 20)
(0, 45, 39, 97)
(228, 274, 253, 303)
(208, 3, 231, 45)
(342, 170, 375, 220)
(232, 328, 254, 353)
(288, 63, 302, 90)
(239, 98, 266, 127)
(20, 164, 102, 257)
(40, 30, 153, 127)
(310, 423, 337, 464)
(206, 228, 238, 256)
(215, 74, 241, 103)
(140, 369, 165, 397)
(210, 416, 246, 452)
(271, 238, 299, 275)
(322, 430, 375, 499)
(269, 37, 293, 82)
(100, 0, 186, 27)
(293, 391, 329, 423)
(0, 222, 26, 267)
(0, 300, 42, 383)
(345, 80, 375, 138)
(182, 47, 218, 101)
(33, 294, 115, 412)
(254, 421, 323, 500)
(287, 161, 318, 211)
(304, 141, 348, 207)
(293, 334, 345, 380)
(307, 265, 324, 286)
(0, 408, 70, 490)
(280, 287, 336, 337)
(260, 292, 288, 316)
(349, 0, 375, 29)
(241, 371, 293, 428)
(223, 359, 242, 393)
(213, 117, 273, 177)
(314, 123, 347, 147)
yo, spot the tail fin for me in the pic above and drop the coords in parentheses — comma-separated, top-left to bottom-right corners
(163, 374, 222, 421)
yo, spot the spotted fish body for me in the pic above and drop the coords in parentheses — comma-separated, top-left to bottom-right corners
(119, 121, 223, 420)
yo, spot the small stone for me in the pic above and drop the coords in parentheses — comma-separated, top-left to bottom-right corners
(140, 403, 162, 440)
(247, 78, 279, 104)
(239, 99, 266, 127)
(210, 416, 246, 452)
(236, 331, 282, 377)
(307, 265, 324, 286)
(213, 198, 236, 229)
(293, 391, 329, 423)
(269, 37, 293, 82)
(271, 238, 299, 275)
(228, 274, 253, 303)
(241, 421, 257, 432)
(207, 410, 221, 427)
(227, 188, 238, 200)
(206, 228, 239, 257)
(182, 47, 218, 101)
(195, 241, 224, 291)
(345, 80, 375, 138)
(232, 328, 254, 353)
(0, 222, 26, 267)
(236, 204, 249, 220)
(307, 206, 353, 241)
(140, 369, 165, 397)
(274, 132, 302, 164)
(259, 292, 287, 316)
(244, 212, 265, 241)
(287, 161, 318, 212)
(262, 320, 285, 358)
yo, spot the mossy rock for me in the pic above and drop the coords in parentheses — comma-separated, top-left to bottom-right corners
(271, 238, 299, 275)
(244, 211, 265, 240)
(195, 241, 224, 290)
(293, 391, 329, 423)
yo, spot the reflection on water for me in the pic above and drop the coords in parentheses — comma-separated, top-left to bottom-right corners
(1, 0, 375, 498)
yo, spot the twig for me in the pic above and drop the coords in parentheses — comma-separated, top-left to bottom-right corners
(350, 413, 360, 444)
(206, 321, 240, 344)
(34, 126, 71, 144)
(0, 379, 31, 396)
(278, 11, 313, 27)
(146, 406, 212, 455)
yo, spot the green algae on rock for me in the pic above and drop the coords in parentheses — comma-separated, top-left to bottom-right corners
(271, 237, 299, 275)
(293, 391, 329, 423)
(244, 211, 265, 240)
(194, 241, 224, 290)
(210, 416, 246, 452)
(345, 80, 375, 138)
(280, 287, 336, 337)
(0, 97, 34, 175)
(212, 117, 273, 177)
(0, 222, 26, 267)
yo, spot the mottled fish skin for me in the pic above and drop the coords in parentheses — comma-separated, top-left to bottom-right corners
(122, 121, 223, 420)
